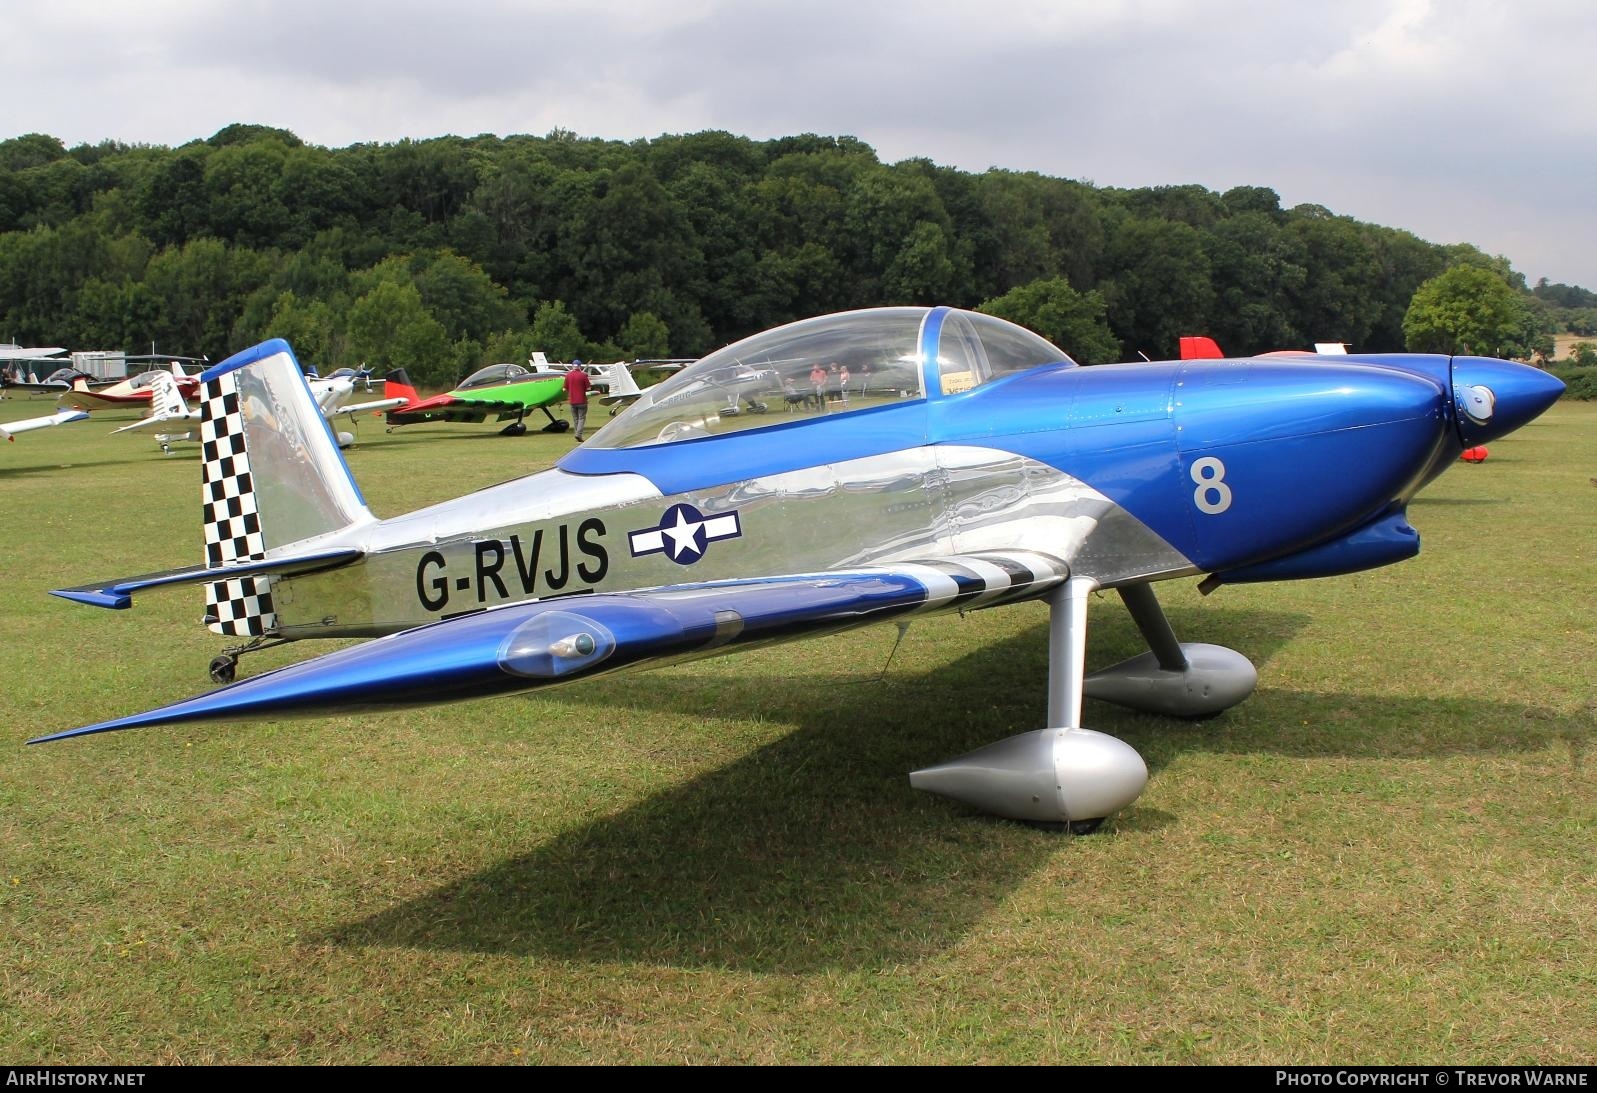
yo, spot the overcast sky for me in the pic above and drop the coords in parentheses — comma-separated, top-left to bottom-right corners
(7, 0, 1595, 287)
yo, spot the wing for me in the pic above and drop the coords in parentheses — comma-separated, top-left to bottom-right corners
(33, 552, 1067, 741)
(331, 394, 409, 417)
(1, 409, 88, 441)
(388, 376, 567, 426)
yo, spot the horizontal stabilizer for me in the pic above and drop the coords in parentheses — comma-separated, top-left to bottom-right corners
(51, 548, 363, 610)
(34, 552, 1066, 741)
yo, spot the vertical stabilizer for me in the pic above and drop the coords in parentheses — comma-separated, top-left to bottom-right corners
(596, 362, 643, 404)
(199, 339, 373, 636)
(382, 367, 418, 409)
(149, 370, 187, 420)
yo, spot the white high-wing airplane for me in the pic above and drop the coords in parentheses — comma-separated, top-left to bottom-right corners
(0, 344, 67, 360)
(0, 407, 88, 442)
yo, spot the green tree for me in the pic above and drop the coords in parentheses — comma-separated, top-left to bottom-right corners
(0, 133, 68, 171)
(203, 139, 292, 248)
(1202, 212, 1307, 353)
(527, 299, 585, 361)
(260, 290, 340, 368)
(1402, 266, 1536, 357)
(977, 277, 1120, 364)
(617, 311, 670, 359)
(141, 237, 271, 358)
(480, 330, 544, 369)
(1567, 341, 1597, 367)
(344, 280, 452, 383)
(1284, 211, 1383, 347)
(1098, 217, 1214, 358)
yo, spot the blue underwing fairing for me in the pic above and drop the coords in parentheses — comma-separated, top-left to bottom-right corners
(35, 307, 1565, 831)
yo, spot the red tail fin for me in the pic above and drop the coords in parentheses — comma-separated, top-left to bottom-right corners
(1179, 336, 1225, 360)
(383, 368, 418, 411)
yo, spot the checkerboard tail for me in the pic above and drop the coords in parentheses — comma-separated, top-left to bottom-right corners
(199, 340, 373, 637)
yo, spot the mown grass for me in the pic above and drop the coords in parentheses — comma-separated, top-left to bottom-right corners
(0, 397, 1592, 1064)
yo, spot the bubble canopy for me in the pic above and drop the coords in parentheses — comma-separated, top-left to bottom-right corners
(587, 306, 1075, 450)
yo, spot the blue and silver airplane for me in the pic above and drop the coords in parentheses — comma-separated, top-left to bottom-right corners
(34, 307, 1564, 831)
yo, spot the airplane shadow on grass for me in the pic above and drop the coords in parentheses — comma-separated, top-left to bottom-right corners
(325, 600, 1590, 973)
(0, 456, 181, 479)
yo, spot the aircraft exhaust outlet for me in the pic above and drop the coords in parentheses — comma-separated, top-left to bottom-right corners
(909, 727, 1148, 825)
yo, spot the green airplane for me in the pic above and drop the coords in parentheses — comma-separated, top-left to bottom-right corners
(384, 363, 571, 436)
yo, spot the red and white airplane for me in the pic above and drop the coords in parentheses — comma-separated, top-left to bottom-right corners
(56, 360, 204, 411)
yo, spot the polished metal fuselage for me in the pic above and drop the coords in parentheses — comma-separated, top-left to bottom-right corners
(268, 444, 1194, 640)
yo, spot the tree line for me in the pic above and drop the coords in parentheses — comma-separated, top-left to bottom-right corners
(0, 124, 1583, 387)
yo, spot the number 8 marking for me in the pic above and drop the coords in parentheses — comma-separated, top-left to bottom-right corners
(1191, 456, 1232, 514)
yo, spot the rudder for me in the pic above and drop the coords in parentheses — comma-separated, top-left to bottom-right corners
(199, 339, 373, 636)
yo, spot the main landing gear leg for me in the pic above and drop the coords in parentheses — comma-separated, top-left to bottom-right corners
(1081, 583, 1258, 719)
(910, 576, 1148, 830)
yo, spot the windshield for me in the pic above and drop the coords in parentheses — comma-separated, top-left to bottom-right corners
(590, 308, 930, 448)
(588, 307, 1073, 450)
(459, 363, 531, 390)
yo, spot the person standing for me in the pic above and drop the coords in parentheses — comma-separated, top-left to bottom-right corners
(809, 363, 827, 412)
(838, 363, 851, 406)
(565, 359, 592, 441)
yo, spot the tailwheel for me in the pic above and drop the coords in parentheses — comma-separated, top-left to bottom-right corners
(205, 635, 291, 683)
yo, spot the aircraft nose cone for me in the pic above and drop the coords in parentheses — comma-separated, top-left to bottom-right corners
(1452, 356, 1564, 446)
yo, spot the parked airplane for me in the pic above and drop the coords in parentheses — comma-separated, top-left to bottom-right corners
(384, 361, 569, 436)
(109, 371, 200, 451)
(57, 360, 203, 411)
(0, 344, 67, 360)
(36, 307, 1564, 831)
(588, 359, 691, 413)
(4, 367, 105, 396)
(305, 367, 412, 444)
(117, 368, 413, 452)
(0, 345, 70, 396)
(1, 407, 88, 442)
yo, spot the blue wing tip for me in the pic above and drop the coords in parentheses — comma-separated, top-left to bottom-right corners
(50, 588, 132, 610)
(28, 724, 109, 745)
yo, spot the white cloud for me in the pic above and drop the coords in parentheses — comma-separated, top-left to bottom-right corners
(3, 0, 1596, 285)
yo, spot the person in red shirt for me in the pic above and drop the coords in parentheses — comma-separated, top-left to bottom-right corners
(564, 360, 592, 441)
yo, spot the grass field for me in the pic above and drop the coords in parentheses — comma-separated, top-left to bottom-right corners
(1, 395, 1592, 1064)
